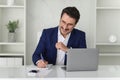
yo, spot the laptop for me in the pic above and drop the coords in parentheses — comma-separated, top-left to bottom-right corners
(62, 48, 99, 71)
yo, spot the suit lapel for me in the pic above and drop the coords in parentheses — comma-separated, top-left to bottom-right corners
(51, 27, 58, 49)
(67, 29, 75, 48)
(51, 27, 58, 64)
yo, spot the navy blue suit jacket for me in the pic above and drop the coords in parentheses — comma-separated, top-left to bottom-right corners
(32, 26, 86, 65)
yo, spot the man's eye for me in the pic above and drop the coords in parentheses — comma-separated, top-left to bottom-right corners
(62, 21, 65, 24)
(68, 24, 73, 26)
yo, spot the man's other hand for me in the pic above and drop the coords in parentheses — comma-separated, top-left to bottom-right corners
(55, 42, 68, 52)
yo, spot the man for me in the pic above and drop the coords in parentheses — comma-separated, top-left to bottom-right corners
(32, 6, 87, 68)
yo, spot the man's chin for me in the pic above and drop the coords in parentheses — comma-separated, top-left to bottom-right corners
(61, 31, 70, 35)
(63, 33, 69, 36)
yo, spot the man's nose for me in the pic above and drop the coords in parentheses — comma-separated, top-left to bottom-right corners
(63, 24, 68, 29)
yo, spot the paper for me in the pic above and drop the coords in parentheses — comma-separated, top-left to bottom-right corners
(26, 64, 53, 77)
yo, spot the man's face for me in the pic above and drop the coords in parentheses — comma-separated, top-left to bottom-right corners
(59, 13, 76, 37)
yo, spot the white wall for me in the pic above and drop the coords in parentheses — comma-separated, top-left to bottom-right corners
(26, 0, 96, 65)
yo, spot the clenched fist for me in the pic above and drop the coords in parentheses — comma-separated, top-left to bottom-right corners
(55, 42, 68, 52)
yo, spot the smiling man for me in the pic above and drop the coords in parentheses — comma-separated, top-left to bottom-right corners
(32, 6, 87, 68)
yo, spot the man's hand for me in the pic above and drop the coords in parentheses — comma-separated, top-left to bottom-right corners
(36, 60, 48, 68)
(55, 42, 68, 52)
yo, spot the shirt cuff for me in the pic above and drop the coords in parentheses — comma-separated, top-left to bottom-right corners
(36, 60, 41, 65)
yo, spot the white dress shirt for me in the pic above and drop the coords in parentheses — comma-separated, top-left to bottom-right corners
(56, 28, 71, 65)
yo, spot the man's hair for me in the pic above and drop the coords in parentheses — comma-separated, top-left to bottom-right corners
(61, 6, 80, 24)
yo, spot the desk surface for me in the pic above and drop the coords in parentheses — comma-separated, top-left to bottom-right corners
(0, 65, 120, 78)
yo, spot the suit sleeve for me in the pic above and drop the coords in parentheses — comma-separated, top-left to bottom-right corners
(32, 29, 46, 65)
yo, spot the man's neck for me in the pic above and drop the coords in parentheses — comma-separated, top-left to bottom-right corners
(62, 34, 67, 38)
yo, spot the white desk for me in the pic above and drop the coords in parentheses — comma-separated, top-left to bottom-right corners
(0, 65, 120, 78)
